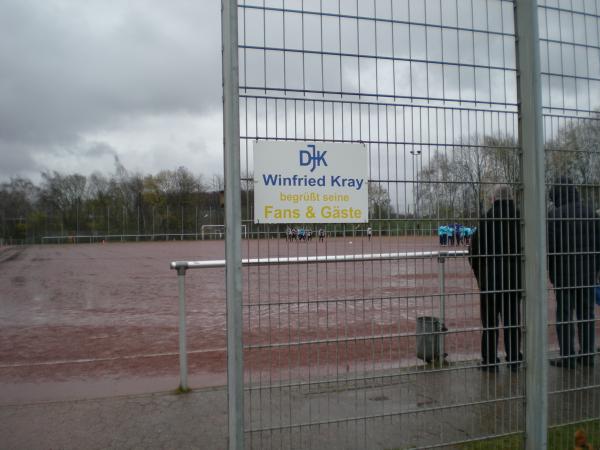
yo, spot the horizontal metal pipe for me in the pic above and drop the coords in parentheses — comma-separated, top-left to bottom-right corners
(238, 3, 516, 37)
(41, 233, 201, 240)
(405, 433, 525, 450)
(241, 289, 501, 308)
(240, 92, 519, 114)
(239, 84, 519, 107)
(245, 326, 480, 350)
(170, 250, 468, 271)
(245, 395, 525, 434)
(243, 360, 536, 392)
(239, 137, 519, 153)
(239, 44, 516, 72)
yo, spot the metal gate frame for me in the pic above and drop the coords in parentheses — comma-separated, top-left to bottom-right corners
(514, 1, 548, 449)
(222, 0, 244, 448)
(221, 1, 549, 449)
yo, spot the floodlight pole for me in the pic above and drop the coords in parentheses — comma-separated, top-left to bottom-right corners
(515, 1, 548, 449)
(221, 0, 244, 449)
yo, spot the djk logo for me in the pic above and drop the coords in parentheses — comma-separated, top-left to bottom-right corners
(299, 144, 327, 172)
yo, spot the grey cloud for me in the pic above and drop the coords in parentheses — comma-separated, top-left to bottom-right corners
(0, 0, 222, 178)
(2, 0, 596, 185)
(0, 140, 39, 176)
(83, 142, 118, 158)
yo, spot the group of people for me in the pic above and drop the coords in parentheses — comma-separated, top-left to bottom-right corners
(286, 227, 326, 242)
(285, 226, 373, 242)
(438, 224, 475, 246)
(468, 179, 600, 372)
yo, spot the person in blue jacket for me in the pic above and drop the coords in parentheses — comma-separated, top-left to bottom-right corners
(438, 225, 446, 245)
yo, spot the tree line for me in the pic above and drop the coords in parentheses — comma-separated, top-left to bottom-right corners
(415, 120, 600, 220)
(0, 162, 226, 243)
(2, 118, 599, 242)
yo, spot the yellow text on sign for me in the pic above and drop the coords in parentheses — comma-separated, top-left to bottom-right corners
(278, 192, 350, 204)
(263, 205, 362, 220)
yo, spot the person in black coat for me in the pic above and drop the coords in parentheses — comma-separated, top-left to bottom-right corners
(547, 177, 600, 368)
(469, 185, 523, 372)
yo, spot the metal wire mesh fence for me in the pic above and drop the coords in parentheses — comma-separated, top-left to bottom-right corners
(222, 0, 600, 448)
(539, 1, 600, 449)
(14, 204, 227, 244)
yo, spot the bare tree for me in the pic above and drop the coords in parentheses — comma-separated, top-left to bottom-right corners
(0, 178, 38, 240)
(485, 135, 520, 186)
(417, 152, 461, 219)
(417, 134, 521, 219)
(369, 182, 393, 219)
(38, 172, 87, 234)
(546, 118, 600, 183)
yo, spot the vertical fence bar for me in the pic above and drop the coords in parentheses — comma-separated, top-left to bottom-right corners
(514, 1, 548, 449)
(438, 254, 447, 363)
(221, 0, 243, 449)
(177, 266, 188, 391)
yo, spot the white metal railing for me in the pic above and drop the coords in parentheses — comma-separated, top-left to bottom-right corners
(169, 250, 468, 392)
(41, 232, 221, 243)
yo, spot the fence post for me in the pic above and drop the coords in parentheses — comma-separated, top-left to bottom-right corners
(222, 0, 244, 449)
(514, 1, 548, 449)
(176, 266, 189, 391)
(437, 253, 447, 364)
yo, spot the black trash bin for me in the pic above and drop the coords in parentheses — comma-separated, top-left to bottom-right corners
(416, 316, 441, 363)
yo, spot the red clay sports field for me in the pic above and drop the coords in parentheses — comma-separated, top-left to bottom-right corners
(0, 237, 567, 404)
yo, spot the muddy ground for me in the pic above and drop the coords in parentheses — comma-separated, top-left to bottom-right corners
(0, 237, 564, 403)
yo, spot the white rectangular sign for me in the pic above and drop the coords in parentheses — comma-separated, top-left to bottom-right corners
(253, 140, 369, 223)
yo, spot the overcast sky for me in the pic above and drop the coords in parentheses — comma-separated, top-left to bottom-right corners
(0, 0, 223, 183)
(1, 0, 593, 186)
